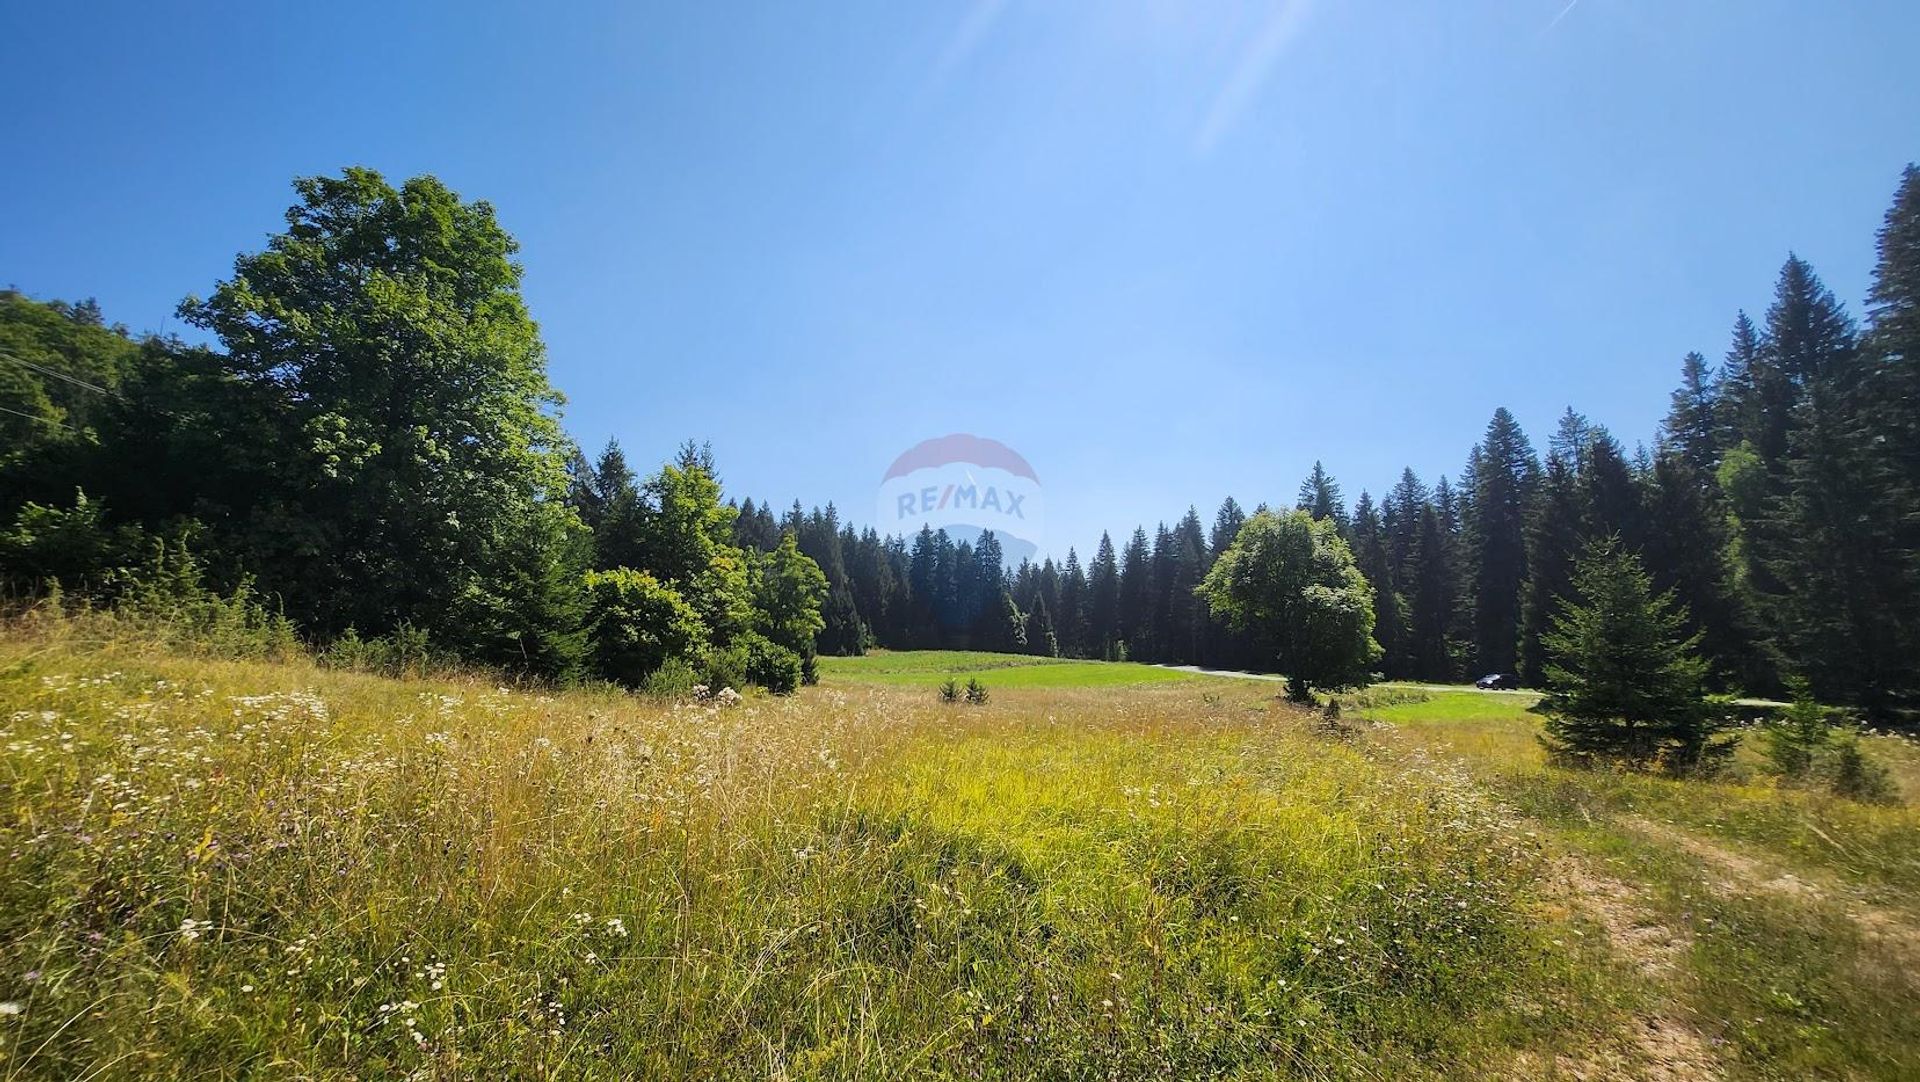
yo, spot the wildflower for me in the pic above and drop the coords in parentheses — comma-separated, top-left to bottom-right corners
(604, 917, 628, 937)
(178, 918, 213, 941)
(0, 1002, 22, 1017)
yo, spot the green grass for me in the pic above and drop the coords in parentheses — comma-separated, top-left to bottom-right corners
(4, 636, 1917, 1079)
(816, 649, 1206, 688)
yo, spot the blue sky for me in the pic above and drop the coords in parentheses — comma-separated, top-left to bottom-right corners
(3, 1, 1916, 560)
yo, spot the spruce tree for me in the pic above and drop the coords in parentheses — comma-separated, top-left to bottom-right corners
(1518, 452, 1581, 687)
(1538, 538, 1729, 774)
(1295, 461, 1348, 531)
(1057, 548, 1090, 658)
(1349, 491, 1404, 679)
(1087, 532, 1121, 660)
(1117, 526, 1154, 659)
(1407, 503, 1460, 680)
(1465, 408, 1537, 674)
(1661, 351, 1721, 475)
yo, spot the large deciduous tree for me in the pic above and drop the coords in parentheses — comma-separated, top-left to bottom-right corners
(1199, 509, 1379, 702)
(178, 168, 584, 674)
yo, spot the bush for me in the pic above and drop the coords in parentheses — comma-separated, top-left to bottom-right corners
(582, 569, 706, 688)
(938, 678, 961, 704)
(112, 538, 299, 660)
(0, 490, 147, 597)
(800, 653, 820, 687)
(740, 632, 802, 695)
(640, 656, 702, 699)
(700, 642, 748, 694)
(1756, 679, 1899, 803)
(964, 678, 989, 705)
(319, 624, 435, 678)
(1759, 679, 1831, 780)
(1824, 734, 1900, 804)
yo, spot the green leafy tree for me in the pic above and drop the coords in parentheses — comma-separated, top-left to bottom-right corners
(636, 451, 754, 642)
(583, 568, 706, 687)
(1199, 509, 1380, 702)
(1537, 539, 1730, 774)
(176, 168, 583, 674)
(752, 531, 828, 656)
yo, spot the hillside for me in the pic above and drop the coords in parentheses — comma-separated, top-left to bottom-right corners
(3, 638, 1918, 1079)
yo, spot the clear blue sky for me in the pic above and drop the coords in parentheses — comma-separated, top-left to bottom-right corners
(3, 1, 1916, 560)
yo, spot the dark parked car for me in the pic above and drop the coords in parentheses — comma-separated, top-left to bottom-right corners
(1474, 673, 1519, 690)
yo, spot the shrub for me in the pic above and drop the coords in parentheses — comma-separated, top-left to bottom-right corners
(938, 678, 961, 704)
(1824, 734, 1900, 804)
(113, 538, 298, 660)
(700, 642, 748, 694)
(582, 569, 706, 688)
(1759, 679, 1831, 780)
(800, 653, 820, 687)
(739, 632, 802, 695)
(964, 677, 989, 705)
(640, 656, 702, 699)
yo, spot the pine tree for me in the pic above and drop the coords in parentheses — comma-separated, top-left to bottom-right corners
(1548, 408, 1593, 473)
(1539, 539, 1729, 774)
(1640, 453, 1763, 692)
(1578, 431, 1641, 549)
(1518, 452, 1581, 687)
(1087, 532, 1121, 660)
(1465, 408, 1536, 674)
(1117, 526, 1154, 659)
(1057, 548, 1090, 658)
(1662, 351, 1721, 475)
(1349, 491, 1403, 679)
(1295, 461, 1348, 530)
(1028, 592, 1059, 657)
(1407, 503, 1460, 680)
(1716, 312, 1761, 455)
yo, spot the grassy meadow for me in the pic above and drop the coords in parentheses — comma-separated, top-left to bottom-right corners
(3, 634, 1918, 1079)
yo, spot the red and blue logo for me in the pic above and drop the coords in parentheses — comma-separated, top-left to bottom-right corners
(876, 434, 1045, 566)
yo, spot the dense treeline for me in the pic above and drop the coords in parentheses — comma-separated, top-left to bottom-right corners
(746, 167, 1920, 718)
(5, 164, 1920, 716)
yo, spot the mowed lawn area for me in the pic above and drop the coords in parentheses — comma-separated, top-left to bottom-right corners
(816, 648, 1208, 688)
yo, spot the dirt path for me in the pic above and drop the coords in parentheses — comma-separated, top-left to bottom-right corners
(1623, 815, 1920, 978)
(1543, 857, 1725, 1081)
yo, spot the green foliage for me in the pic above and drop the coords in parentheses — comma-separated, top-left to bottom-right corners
(737, 631, 802, 695)
(1759, 679, 1832, 780)
(1537, 539, 1731, 774)
(175, 168, 579, 667)
(109, 537, 299, 660)
(938, 678, 961, 704)
(582, 569, 706, 688)
(751, 531, 828, 655)
(1761, 680, 1901, 803)
(700, 640, 749, 693)
(318, 624, 435, 678)
(0, 490, 148, 594)
(639, 656, 702, 699)
(0, 290, 138, 457)
(1199, 509, 1380, 702)
(964, 677, 989, 705)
